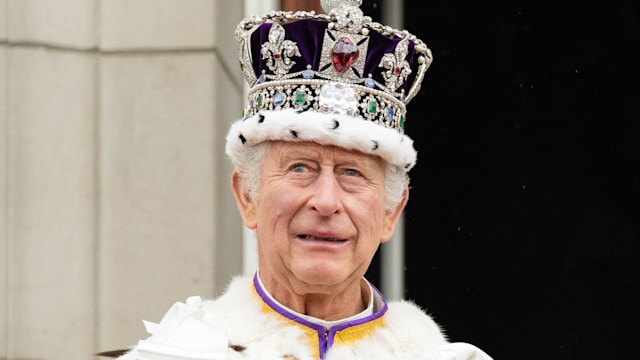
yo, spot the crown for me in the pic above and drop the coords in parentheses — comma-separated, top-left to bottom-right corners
(226, 0, 433, 172)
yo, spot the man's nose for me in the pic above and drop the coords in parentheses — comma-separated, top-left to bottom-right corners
(309, 171, 342, 216)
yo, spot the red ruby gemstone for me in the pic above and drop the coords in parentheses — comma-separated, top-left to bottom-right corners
(331, 37, 359, 73)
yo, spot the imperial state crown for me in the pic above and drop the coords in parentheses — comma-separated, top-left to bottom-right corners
(226, 0, 433, 172)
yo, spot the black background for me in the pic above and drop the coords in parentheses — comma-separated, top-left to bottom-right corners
(368, 1, 640, 359)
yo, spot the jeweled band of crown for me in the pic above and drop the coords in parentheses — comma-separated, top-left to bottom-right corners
(235, 1, 433, 133)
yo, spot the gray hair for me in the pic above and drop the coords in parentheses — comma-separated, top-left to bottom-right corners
(231, 142, 410, 212)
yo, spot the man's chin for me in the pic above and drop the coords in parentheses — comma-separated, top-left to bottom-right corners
(294, 265, 350, 287)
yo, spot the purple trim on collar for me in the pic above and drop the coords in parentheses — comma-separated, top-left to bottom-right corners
(251, 273, 388, 360)
(252, 273, 326, 330)
(326, 282, 388, 349)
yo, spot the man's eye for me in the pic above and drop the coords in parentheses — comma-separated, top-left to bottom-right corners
(292, 164, 307, 173)
(344, 168, 360, 177)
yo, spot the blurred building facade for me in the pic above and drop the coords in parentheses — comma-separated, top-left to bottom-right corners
(0, 1, 256, 358)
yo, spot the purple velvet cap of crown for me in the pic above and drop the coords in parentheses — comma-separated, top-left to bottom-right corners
(247, 18, 420, 95)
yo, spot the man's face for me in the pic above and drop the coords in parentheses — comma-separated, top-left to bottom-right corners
(235, 141, 405, 291)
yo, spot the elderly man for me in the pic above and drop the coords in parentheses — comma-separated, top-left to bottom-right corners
(108, 1, 494, 359)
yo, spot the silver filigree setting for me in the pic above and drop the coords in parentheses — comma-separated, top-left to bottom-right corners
(379, 38, 412, 91)
(329, 4, 365, 34)
(245, 78, 407, 132)
(261, 23, 301, 78)
(320, 0, 363, 13)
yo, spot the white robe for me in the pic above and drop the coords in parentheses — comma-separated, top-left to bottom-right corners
(116, 274, 493, 360)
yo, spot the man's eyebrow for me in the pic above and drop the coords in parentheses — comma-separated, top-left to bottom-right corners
(281, 148, 320, 159)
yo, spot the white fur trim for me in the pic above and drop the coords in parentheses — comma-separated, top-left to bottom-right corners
(225, 109, 417, 171)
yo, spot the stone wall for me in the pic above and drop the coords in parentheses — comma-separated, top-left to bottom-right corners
(0, 1, 244, 358)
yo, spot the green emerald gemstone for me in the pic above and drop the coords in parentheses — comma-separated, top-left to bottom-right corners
(295, 91, 306, 104)
(399, 114, 405, 128)
(258, 94, 264, 108)
(367, 100, 377, 114)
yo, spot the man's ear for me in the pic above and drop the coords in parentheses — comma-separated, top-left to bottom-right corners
(381, 187, 409, 243)
(231, 169, 257, 229)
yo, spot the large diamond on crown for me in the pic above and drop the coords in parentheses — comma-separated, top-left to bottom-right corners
(319, 82, 359, 116)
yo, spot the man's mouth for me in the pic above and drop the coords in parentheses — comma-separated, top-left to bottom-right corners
(299, 235, 346, 242)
